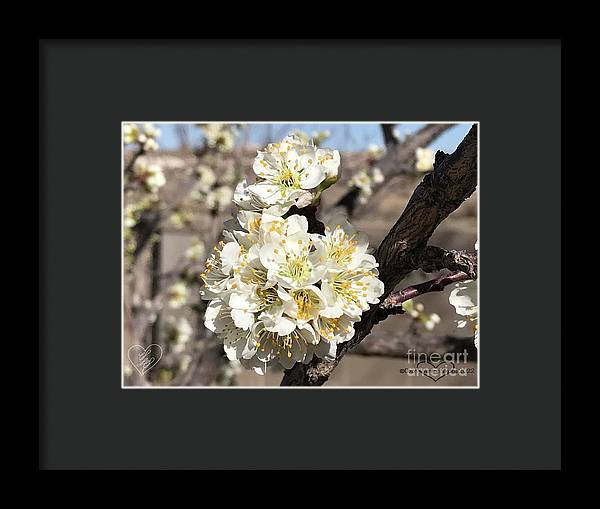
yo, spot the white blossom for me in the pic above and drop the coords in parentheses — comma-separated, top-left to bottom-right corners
(201, 136, 382, 374)
(201, 124, 236, 152)
(143, 123, 161, 139)
(167, 281, 188, 309)
(415, 147, 435, 172)
(143, 138, 159, 152)
(449, 280, 478, 348)
(372, 167, 384, 184)
(134, 162, 166, 193)
(424, 313, 441, 331)
(348, 167, 385, 204)
(124, 122, 161, 150)
(185, 240, 206, 262)
(123, 123, 140, 144)
(232, 179, 291, 217)
(402, 300, 442, 331)
(166, 316, 193, 353)
(367, 144, 385, 161)
(203, 211, 383, 373)
(245, 134, 340, 211)
(196, 165, 217, 193)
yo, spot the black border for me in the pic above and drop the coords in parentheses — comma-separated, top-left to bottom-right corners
(39, 39, 562, 470)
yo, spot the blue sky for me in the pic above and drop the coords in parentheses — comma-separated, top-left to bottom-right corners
(154, 123, 473, 154)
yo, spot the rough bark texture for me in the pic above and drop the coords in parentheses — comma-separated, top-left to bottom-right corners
(281, 123, 478, 386)
(415, 246, 478, 279)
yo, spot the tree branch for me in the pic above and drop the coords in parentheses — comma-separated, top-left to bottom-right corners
(412, 246, 478, 279)
(333, 123, 454, 217)
(380, 123, 398, 147)
(375, 270, 472, 323)
(281, 123, 478, 386)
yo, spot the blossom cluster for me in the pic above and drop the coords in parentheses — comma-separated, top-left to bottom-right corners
(348, 166, 385, 204)
(133, 161, 166, 193)
(165, 316, 193, 353)
(237, 134, 342, 213)
(198, 124, 238, 153)
(402, 299, 441, 331)
(201, 135, 384, 373)
(367, 144, 386, 162)
(192, 163, 237, 212)
(123, 123, 161, 152)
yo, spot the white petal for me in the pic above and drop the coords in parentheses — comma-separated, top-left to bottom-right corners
(220, 242, 241, 273)
(231, 308, 255, 330)
(299, 165, 326, 189)
(259, 243, 285, 271)
(284, 214, 308, 236)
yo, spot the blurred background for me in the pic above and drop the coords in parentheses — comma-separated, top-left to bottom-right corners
(123, 123, 477, 387)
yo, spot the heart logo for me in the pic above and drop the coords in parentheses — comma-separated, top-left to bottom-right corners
(416, 360, 456, 382)
(128, 344, 163, 375)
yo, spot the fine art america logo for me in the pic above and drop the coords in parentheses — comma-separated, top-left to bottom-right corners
(401, 349, 475, 382)
(128, 344, 163, 375)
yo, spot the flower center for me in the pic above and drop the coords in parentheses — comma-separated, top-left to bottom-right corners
(248, 217, 261, 233)
(327, 231, 358, 264)
(256, 286, 280, 310)
(280, 252, 311, 284)
(256, 328, 303, 359)
(319, 317, 341, 340)
(331, 270, 369, 306)
(292, 289, 320, 321)
(276, 166, 300, 190)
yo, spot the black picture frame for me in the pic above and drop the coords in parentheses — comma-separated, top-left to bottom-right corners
(39, 39, 562, 470)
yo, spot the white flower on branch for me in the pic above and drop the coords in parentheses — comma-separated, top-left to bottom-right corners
(200, 124, 236, 152)
(123, 123, 161, 150)
(142, 137, 159, 152)
(449, 280, 478, 347)
(166, 316, 193, 353)
(348, 167, 386, 204)
(143, 123, 161, 140)
(123, 123, 140, 145)
(415, 147, 435, 172)
(232, 179, 291, 217)
(195, 165, 217, 193)
(201, 207, 384, 373)
(167, 281, 188, 309)
(367, 144, 385, 161)
(372, 167, 384, 184)
(133, 162, 166, 194)
(402, 300, 442, 331)
(245, 134, 341, 211)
